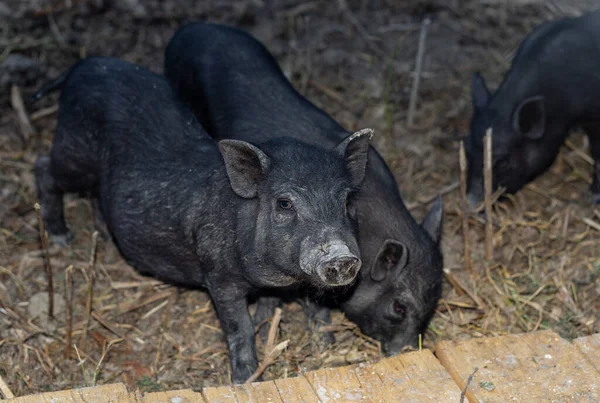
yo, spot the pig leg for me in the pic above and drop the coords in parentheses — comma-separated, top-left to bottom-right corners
(35, 124, 99, 246)
(209, 284, 259, 384)
(302, 297, 335, 344)
(253, 296, 282, 344)
(581, 123, 600, 204)
(34, 156, 71, 247)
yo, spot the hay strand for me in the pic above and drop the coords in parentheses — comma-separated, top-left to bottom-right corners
(80, 231, 99, 351)
(459, 141, 472, 273)
(484, 128, 494, 261)
(34, 203, 54, 318)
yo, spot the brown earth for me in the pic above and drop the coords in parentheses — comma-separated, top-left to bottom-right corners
(0, 0, 599, 396)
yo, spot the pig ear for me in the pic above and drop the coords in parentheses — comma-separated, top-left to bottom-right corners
(218, 140, 271, 198)
(371, 239, 409, 282)
(512, 95, 545, 140)
(472, 72, 491, 110)
(421, 195, 443, 245)
(335, 128, 373, 187)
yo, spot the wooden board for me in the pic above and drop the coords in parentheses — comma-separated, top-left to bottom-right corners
(573, 333, 600, 373)
(201, 386, 237, 403)
(7, 331, 600, 403)
(143, 388, 206, 402)
(231, 382, 283, 403)
(355, 350, 462, 403)
(77, 384, 133, 403)
(304, 364, 369, 402)
(6, 383, 132, 403)
(435, 330, 600, 402)
(273, 376, 321, 403)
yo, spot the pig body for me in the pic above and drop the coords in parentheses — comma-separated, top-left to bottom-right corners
(466, 10, 600, 206)
(164, 22, 444, 354)
(33, 56, 371, 383)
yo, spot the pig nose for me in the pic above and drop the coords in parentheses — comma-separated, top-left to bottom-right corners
(317, 255, 361, 286)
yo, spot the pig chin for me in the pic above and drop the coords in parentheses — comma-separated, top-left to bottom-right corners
(299, 238, 361, 288)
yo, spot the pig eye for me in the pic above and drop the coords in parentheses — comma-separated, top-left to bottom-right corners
(278, 199, 294, 211)
(392, 301, 406, 320)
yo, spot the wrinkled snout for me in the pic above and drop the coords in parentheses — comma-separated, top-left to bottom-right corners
(300, 238, 361, 287)
(316, 251, 361, 286)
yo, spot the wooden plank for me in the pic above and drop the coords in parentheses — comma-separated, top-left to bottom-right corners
(143, 388, 206, 402)
(76, 383, 133, 402)
(361, 350, 461, 402)
(304, 364, 369, 402)
(435, 330, 600, 402)
(273, 376, 321, 403)
(7, 384, 133, 403)
(201, 385, 238, 403)
(7, 389, 78, 403)
(352, 362, 392, 403)
(573, 333, 600, 373)
(229, 382, 283, 403)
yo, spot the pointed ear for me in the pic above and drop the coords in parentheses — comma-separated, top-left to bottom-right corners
(335, 128, 373, 187)
(421, 195, 443, 245)
(472, 72, 491, 110)
(512, 95, 545, 140)
(371, 239, 409, 282)
(218, 140, 270, 198)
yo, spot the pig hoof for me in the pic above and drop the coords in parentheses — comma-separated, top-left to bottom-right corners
(49, 233, 72, 248)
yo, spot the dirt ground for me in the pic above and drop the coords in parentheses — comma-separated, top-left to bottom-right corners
(1, 0, 599, 396)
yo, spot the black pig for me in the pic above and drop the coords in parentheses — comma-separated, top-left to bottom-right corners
(466, 10, 600, 207)
(33, 56, 371, 383)
(164, 22, 444, 354)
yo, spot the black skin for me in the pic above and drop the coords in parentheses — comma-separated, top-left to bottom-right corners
(466, 9, 600, 207)
(32, 56, 372, 383)
(164, 22, 444, 354)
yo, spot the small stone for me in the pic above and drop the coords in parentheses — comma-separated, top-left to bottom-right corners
(479, 381, 496, 391)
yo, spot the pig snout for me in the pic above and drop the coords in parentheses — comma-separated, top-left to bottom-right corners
(317, 252, 361, 286)
(382, 336, 418, 356)
(301, 239, 361, 287)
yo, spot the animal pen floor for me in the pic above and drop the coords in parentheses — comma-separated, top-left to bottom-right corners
(1, 0, 600, 400)
(4, 330, 600, 402)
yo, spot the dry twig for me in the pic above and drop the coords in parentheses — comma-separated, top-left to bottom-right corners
(245, 307, 286, 383)
(81, 231, 99, 350)
(460, 367, 479, 403)
(31, 104, 59, 121)
(443, 269, 486, 309)
(407, 181, 459, 210)
(64, 265, 74, 358)
(484, 128, 494, 261)
(34, 203, 53, 318)
(265, 307, 283, 353)
(244, 340, 289, 384)
(459, 141, 472, 273)
(10, 85, 36, 142)
(582, 217, 600, 232)
(407, 18, 431, 127)
(0, 373, 14, 399)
